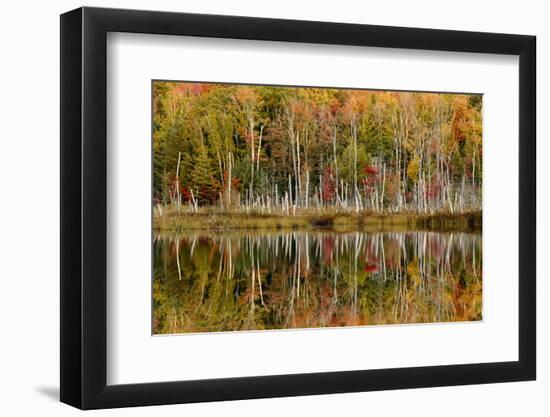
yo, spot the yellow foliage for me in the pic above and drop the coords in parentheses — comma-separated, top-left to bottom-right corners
(407, 259, 421, 288)
(407, 155, 420, 183)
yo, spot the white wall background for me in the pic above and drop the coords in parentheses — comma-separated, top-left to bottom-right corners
(0, 0, 545, 415)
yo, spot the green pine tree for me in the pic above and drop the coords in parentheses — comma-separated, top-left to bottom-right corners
(192, 145, 219, 204)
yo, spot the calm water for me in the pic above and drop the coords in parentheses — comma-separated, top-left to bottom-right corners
(153, 230, 482, 334)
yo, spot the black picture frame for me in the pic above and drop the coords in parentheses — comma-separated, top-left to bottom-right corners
(60, 6, 536, 410)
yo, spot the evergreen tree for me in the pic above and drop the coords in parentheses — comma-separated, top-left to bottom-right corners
(191, 144, 219, 204)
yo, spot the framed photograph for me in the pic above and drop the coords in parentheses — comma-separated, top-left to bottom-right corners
(60, 6, 536, 409)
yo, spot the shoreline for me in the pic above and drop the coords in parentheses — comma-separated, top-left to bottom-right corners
(153, 210, 482, 233)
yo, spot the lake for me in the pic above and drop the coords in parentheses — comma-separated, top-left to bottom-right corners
(153, 229, 482, 334)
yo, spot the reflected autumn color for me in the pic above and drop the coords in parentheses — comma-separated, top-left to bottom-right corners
(153, 230, 481, 334)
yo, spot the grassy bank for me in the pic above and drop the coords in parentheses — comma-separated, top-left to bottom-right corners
(153, 209, 481, 232)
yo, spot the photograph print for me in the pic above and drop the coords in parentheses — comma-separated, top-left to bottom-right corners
(152, 81, 482, 335)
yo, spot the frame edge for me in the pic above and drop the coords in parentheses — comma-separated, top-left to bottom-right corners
(518, 34, 536, 381)
(60, 7, 84, 409)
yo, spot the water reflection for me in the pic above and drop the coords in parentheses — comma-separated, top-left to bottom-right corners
(153, 230, 482, 334)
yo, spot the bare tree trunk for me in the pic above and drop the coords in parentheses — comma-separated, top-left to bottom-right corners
(351, 117, 360, 212)
(216, 150, 224, 188)
(332, 130, 341, 205)
(288, 173, 293, 209)
(380, 163, 386, 213)
(296, 132, 301, 207)
(472, 144, 477, 207)
(249, 117, 255, 201)
(256, 125, 264, 171)
(175, 151, 181, 213)
(305, 169, 309, 209)
(227, 152, 232, 209)
(319, 174, 323, 208)
(190, 189, 198, 213)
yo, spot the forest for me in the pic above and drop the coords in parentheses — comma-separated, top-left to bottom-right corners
(152, 82, 482, 229)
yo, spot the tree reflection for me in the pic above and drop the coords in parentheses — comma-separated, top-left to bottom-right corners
(153, 230, 482, 334)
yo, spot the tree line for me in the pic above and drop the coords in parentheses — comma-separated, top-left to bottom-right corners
(153, 82, 482, 215)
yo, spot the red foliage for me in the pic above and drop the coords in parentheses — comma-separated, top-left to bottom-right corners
(179, 184, 191, 201)
(173, 82, 213, 96)
(362, 165, 380, 193)
(321, 166, 336, 202)
(363, 165, 378, 175)
(329, 98, 341, 116)
(167, 173, 191, 202)
(322, 236, 335, 264)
